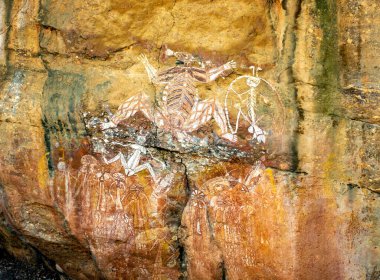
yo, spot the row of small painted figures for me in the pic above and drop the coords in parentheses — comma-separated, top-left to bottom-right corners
(56, 152, 264, 216)
(56, 154, 164, 213)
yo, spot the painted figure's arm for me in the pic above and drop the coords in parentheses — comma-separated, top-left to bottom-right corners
(139, 54, 158, 83)
(206, 60, 237, 81)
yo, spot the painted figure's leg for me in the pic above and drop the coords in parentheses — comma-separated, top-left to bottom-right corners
(138, 54, 158, 83)
(130, 163, 157, 182)
(249, 124, 266, 143)
(183, 100, 237, 142)
(101, 93, 154, 129)
(111, 93, 154, 125)
(103, 152, 124, 165)
(182, 99, 213, 132)
(212, 101, 237, 142)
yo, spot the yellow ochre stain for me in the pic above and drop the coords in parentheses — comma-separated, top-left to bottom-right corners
(265, 169, 276, 194)
(264, 169, 287, 225)
(322, 152, 336, 197)
(37, 152, 49, 189)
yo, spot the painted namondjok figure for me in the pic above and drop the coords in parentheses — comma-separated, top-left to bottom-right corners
(101, 48, 238, 142)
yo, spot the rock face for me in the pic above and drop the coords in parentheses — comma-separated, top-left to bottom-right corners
(0, 0, 379, 279)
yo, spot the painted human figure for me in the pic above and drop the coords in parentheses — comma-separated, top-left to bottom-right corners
(189, 189, 207, 235)
(102, 144, 161, 182)
(101, 48, 237, 142)
(224, 65, 278, 143)
(96, 168, 111, 211)
(109, 173, 127, 211)
(126, 184, 151, 228)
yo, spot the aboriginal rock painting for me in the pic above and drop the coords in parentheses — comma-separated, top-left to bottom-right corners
(182, 163, 294, 280)
(49, 48, 283, 278)
(186, 162, 265, 240)
(51, 145, 186, 279)
(224, 66, 278, 143)
(100, 48, 281, 145)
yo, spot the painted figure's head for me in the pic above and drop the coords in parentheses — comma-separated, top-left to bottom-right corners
(165, 48, 198, 66)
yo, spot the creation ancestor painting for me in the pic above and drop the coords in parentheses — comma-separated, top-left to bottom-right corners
(42, 47, 285, 279)
(1, 1, 379, 279)
(27, 40, 376, 278)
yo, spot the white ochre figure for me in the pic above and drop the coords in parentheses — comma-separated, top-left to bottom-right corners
(224, 65, 275, 143)
(102, 144, 160, 182)
(101, 49, 237, 142)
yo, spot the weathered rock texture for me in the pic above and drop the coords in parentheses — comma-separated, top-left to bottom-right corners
(0, 0, 379, 279)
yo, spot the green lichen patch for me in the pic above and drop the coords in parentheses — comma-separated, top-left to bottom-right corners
(315, 0, 341, 114)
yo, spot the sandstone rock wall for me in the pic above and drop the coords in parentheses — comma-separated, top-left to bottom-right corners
(0, 0, 379, 279)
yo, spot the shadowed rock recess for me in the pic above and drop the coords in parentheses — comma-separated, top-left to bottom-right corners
(0, 0, 379, 279)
